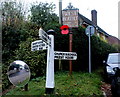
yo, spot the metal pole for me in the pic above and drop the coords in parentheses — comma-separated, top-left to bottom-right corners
(89, 27, 91, 73)
(69, 29, 72, 75)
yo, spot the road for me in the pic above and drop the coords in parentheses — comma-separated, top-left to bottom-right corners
(9, 69, 30, 86)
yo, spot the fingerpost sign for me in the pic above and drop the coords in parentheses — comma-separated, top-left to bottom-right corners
(31, 40, 47, 51)
(31, 28, 77, 94)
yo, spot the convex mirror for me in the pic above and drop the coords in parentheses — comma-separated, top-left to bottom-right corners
(7, 60, 31, 87)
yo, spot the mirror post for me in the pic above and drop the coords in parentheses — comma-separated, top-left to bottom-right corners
(24, 83, 28, 91)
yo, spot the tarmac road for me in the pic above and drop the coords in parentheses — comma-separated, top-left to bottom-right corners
(9, 69, 30, 86)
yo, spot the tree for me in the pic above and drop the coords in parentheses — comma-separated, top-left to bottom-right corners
(1, 1, 25, 26)
(2, 1, 28, 63)
(14, 37, 46, 78)
(53, 26, 117, 71)
(30, 2, 58, 28)
(1, 0, 29, 90)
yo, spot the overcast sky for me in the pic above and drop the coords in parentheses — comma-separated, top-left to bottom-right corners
(16, 0, 119, 38)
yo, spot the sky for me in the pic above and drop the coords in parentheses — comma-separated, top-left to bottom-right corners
(14, 0, 120, 38)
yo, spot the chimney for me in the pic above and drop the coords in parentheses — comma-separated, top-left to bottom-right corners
(91, 10, 97, 25)
(59, 0, 62, 24)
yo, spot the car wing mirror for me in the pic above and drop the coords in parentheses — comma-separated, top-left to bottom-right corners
(103, 60, 109, 66)
(103, 60, 106, 64)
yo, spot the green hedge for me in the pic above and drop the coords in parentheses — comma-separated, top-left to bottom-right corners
(2, 24, 117, 91)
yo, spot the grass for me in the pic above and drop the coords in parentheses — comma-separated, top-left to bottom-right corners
(4, 71, 104, 96)
(15, 77, 30, 87)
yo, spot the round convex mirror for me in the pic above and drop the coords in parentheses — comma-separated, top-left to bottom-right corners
(7, 60, 31, 87)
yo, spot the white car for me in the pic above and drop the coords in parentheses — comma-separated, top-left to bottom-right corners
(104, 53, 120, 82)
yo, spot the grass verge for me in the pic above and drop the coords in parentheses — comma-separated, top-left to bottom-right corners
(4, 71, 104, 96)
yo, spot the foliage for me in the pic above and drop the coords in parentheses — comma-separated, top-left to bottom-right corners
(15, 37, 46, 78)
(53, 26, 117, 71)
(2, 1, 27, 63)
(30, 2, 59, 28)
(1, 0, 29, 91)
(1, 0, 118, 92)
(1, 1, 25, 26)
(2, 0, 59, 91)
(5, 71, 103, 96)
(111, 44, 120, 52)
(90, 36, 116, 72)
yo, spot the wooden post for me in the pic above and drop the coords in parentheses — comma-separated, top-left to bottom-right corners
(69, 29, 72, 75)
(59, 60, 62, 71)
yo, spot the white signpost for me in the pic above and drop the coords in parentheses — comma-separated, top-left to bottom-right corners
(54, 51, 77, 60)
(45, 34, 54, 94)
(31, 40, 47, 51)
(31, 28, 77, 94)
(39, 28, 51, 46)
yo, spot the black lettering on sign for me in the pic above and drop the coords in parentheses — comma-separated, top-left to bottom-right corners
(59, 53, 62, 55)
(65, 56, 73, 59)
(33, 45, 38, 48)
(54, 56, 57, 58)
(54, 55, 64, 59)
(39, 47, 43, 50)
(42, 35, 47, 42)
(59, 56, 64, 59)
(32, 48, 37, 51)
(37, 42, 42, 44)
(33, 42, 37, 45)
(42, 44, 45, 46)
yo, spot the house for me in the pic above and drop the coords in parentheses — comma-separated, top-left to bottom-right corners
(79, 10, 109, 42)
(107, 35, 120, 45)
(79, 9, 120, 45)
(60, 3, 120, 45)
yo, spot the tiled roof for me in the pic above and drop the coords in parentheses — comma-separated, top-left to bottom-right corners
(107, 35, 120, 45)
(97, 26, 109, 36)
(79, 13, 94, 26)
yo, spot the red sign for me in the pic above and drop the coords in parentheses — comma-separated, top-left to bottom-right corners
(60, 25, 69, 34)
